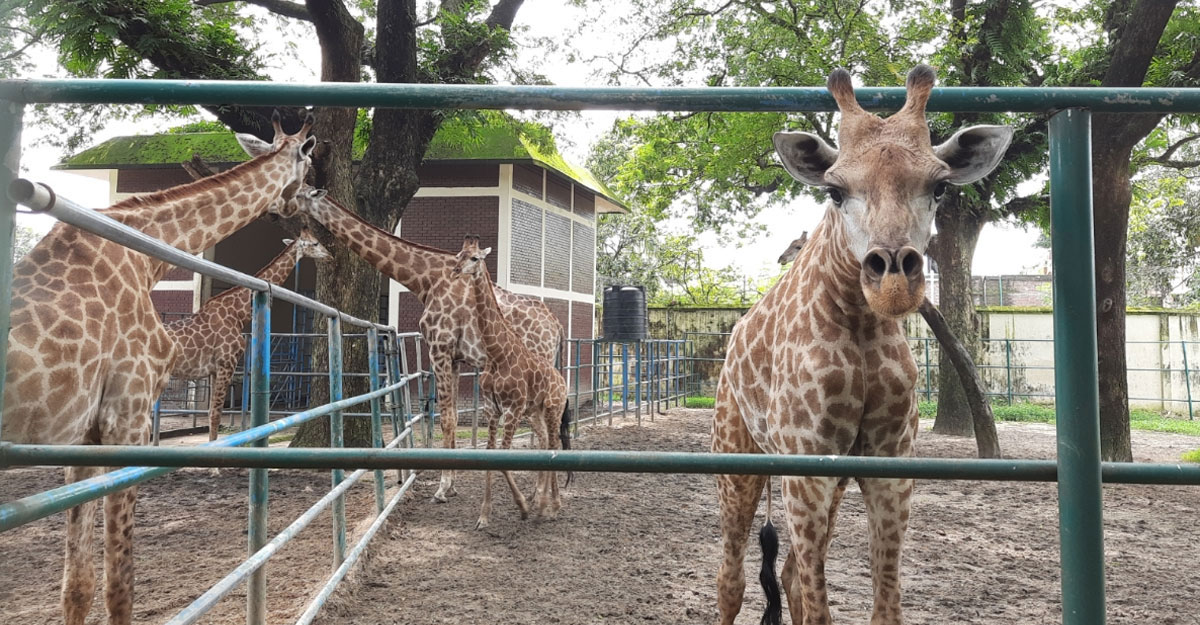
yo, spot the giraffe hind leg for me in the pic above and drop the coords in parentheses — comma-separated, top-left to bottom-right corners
(62, 466, 102, 625)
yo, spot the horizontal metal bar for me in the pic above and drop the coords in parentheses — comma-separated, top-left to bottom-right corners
(2, 80, 1199, 113)
(165, 435, 406, 625)
(294, 471, 417, 625)
(0, 376, 414, 531)
(7, 180, 391, 332)
(4, 446, 1200, 485)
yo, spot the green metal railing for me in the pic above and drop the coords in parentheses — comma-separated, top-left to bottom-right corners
(3, 79, 1200, 625)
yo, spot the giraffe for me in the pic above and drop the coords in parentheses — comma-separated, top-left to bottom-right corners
(1, 111, 316, 625)
(776, 231, 809, 265)
(165, 228, 330, 441)
(285, 186, 567, 502)
(451, 235, 569, 529)
(712, 65, 1011, 625)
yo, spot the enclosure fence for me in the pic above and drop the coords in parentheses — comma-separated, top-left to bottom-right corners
(3, 80, 1200, 625)
(684, 330, 1200, 418)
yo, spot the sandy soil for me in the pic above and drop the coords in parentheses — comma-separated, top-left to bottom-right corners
(2, 409, 1199, 625)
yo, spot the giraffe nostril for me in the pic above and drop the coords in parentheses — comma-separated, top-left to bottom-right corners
(897, 248, 923, 278)
(864, 251, 889, 279)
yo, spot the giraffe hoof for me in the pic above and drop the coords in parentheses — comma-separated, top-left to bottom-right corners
(431, 493, 449, 503)
(475, 518, 489, 530)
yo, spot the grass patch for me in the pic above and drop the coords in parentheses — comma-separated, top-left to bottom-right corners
(686, 396, 716, 409)
(267, 433, 295, 445)
(1183, 449, 1200, 463)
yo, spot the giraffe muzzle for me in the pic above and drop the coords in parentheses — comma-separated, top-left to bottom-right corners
(860, 246, 925, 317)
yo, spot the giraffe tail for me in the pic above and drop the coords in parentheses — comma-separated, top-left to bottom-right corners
(559, 402, 573, 487)
(758, 477, 782, 625)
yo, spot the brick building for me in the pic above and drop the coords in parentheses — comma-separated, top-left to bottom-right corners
(56, 123, 624, 357)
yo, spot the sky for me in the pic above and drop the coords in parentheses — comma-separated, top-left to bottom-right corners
(13, 0, 1048, 278)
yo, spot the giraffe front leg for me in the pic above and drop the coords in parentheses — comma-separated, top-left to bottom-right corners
(712, 392, 766, 625)
(207, 365, 234, 442)
(858, 477, 913, 625)
(103, 485, 139, 625)
(62, 466, 102, 625)
(780, 477, 847, 625)
(498, 406, 531, 520)
(431, 357, 459, 503)
(781, 475, 841, 625)
(477, 399, 502, 529)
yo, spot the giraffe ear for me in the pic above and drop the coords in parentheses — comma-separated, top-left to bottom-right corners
(934, 125, 1013, 185)
(236, 133, 273, 158)
(773, 131, 838, 186)
(479, 247, 492, 259)
(282, 239, 295, 246)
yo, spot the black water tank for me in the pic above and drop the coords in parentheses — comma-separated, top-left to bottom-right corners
(603, 285, 647, 341)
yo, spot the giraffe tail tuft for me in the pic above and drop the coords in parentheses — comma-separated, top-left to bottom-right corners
(758, 520, 782, 625)
(559, 402, 573, 486)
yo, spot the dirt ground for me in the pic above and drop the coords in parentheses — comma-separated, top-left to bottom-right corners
(2, 409, 1199, 625)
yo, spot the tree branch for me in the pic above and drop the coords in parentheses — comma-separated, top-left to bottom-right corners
(194, 0, 313, 21)
(1150, 132, 1200, 163)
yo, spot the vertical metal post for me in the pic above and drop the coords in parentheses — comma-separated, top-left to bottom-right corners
(152, 400, 161, 446)
(592, 340, 600, 427)
(609, 342, 615, 425)
(621, 343, 629, 419)
(471, 368, 479, 447)
(327, 316, 346, 568)
(1006, 338, 1014, 405)
(0, 100, 24, 434)
(923, 338, 932, 402)
(1181, 340, 1194, 421)
(573, 339, 581, 437)
(241, 347, 251, 431)
(247, 290, 271, 625)
(387, 333, 406, 483)
(1048, 108, 1105, 625)
(366, 327, 385, 514)
(635, 341, 643, 426)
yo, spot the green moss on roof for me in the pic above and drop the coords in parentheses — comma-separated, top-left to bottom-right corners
(56, 120, 623, 205)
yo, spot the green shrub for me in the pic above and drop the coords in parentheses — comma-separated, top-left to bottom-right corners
(686, 396, 716, 409)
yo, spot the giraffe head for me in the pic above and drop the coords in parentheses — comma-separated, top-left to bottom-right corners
(282, 227, 333, 262)
(777, 231, 808, 265)
(235, 110, 318, 217)
(773, 65, 1012, 317)
(451, 235, 492, 279)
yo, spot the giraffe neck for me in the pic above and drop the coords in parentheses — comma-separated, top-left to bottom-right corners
(469, 266, 514, 364)
(793, 206, 877, 324)
(201, 240, 304, 318)
(106, 152, 290, 257)
(308, 197, 451, 303)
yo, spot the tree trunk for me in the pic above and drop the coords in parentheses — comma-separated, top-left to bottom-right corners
(290, 0, 373, 448)
(919, 299, 1001, 458)
(1090, 133, 1134, 462)
(928, 196, 987, 436)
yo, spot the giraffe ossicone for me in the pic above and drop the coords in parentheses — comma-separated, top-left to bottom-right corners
(713, 65, 1011, 625)
(2, 110, 317, 625)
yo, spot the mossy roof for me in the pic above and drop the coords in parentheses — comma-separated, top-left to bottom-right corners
(56, 126, 625, 207)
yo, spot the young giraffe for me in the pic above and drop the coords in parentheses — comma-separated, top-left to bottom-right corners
(713, 66, 1011, 625)
(165, 228, 331, 441)
(776, 231, 808, 265)
(1, 112, 315, 625)
(286, 187, 567, 502)
(451, 235, 569, 529)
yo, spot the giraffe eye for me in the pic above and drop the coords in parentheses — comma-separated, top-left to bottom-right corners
(826, 187, 844, 206)
(933, 181, 948, 200)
